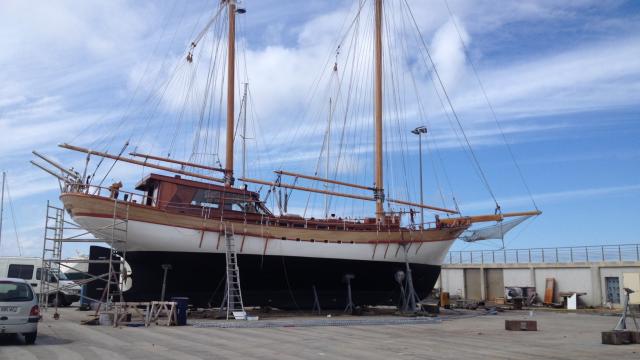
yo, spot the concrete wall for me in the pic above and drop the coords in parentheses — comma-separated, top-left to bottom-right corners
(439, 268, 464, 298)
(439, 261, 640, 308)
(533, 268, 593, 304)
(503, 269, 533, 287)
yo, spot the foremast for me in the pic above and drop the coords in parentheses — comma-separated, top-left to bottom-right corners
(224, 0, 237, 187)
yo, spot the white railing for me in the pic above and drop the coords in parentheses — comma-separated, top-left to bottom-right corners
(445, 243, 640, 265)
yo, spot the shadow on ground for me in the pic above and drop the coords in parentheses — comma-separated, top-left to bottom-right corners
(0, 333, 73, 346)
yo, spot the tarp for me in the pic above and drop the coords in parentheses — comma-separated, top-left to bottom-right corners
(459, 216, 531, 242)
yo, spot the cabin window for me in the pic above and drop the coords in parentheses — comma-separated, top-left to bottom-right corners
(8, 264, 34, 280)
(191, 189, 222, 208)
(222, 193, 268, 215)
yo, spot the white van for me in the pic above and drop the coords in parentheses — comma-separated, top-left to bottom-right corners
(0, 257, 81, 307)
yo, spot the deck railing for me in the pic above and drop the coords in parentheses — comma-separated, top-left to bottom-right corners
(444, 244, 640, 265)
(63, 183, 151, 205)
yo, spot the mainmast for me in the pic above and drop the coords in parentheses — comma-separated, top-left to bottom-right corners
(374, 0, 384, 223)
(224, 0, 237, 187)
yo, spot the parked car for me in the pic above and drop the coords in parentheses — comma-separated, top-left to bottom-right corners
(0, 257, 81, 306)
(0, 278, 40, 344)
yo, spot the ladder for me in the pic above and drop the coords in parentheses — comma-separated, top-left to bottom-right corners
(220, 223, 246, 320)
(40, 202, 65, 311)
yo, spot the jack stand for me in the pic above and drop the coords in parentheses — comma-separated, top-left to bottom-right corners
(343, 274, 355, 314)
(395, 270, 407, 309)
(603, 288, 639, 345)
(401, 244, 421, 313)
(312, 285, 322, 315)
(614, 288, 638, 331)
(160, 264, 172, 302)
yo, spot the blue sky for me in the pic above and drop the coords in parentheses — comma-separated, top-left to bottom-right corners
(0, 0, 639, 257)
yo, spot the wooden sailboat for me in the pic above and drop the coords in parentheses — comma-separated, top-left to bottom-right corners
(36, 0, 539, 309)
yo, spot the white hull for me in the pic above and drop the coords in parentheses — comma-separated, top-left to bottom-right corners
(74, 215, 454, 266)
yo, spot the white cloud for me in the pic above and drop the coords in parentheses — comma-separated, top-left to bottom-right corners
(462, 183, 640, 212)
(430, 17, 469, 92)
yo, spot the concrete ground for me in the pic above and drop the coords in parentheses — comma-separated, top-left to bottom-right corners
(0, 308, 638, 359)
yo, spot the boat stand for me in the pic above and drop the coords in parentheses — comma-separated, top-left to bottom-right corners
(344, 274, 355, 314)
(400, 244, 421, 313)
(312, 285, 322, 315)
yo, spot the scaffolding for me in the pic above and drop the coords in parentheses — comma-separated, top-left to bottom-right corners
(40, 200, 129, 318)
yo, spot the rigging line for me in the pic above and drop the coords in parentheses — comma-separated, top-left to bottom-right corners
(409, 74, 448, 209)
(133, 0, 204, 151)
(399, 9, 455, 212)
(402, 0, 499, 208)
(274, 0, 368, 171)
(385, 2, 413, 203)
(247, 87, 266, 176)
(192, 28, 222, 162)
(397, 5, 452, 207)
(84, 0, 188, 150)
(168, 31, 211, 158)
(4, 181, 22, 256)
(328, 24, 360, 211)
(303, 102, 333, 217)
(95, 141, 129, 191)
(202, 25, 225, 164)
(332, 2, 369, 215)
(408, 20, 493, 210)
(442, 0, 538, 211)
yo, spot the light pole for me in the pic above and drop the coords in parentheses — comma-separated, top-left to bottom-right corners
(411, 126, 427, 229)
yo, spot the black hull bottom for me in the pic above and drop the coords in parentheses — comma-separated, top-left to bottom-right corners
(91, 247, 441, 309)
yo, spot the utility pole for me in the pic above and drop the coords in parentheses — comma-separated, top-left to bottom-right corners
(411, 126, 427, 229)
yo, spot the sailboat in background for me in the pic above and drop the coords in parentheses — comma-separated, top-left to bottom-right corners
(32, 0, 539, 309)
(0, 171, 23, 257)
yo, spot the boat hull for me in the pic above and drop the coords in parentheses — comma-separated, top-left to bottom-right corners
(95, 248, 442, 309)
(62, 193, 464, 308)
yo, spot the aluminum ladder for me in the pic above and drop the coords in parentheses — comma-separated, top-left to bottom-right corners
(40, 202, 65, 311)
(220, 223, 246, 320)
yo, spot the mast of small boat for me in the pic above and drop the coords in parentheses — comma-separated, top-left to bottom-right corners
(0, 171, 5, 249)
(225, 0, 237, 188)
(374, 0, 385, 223)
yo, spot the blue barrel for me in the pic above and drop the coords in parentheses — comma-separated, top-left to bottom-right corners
(171, 297, 189, 326)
